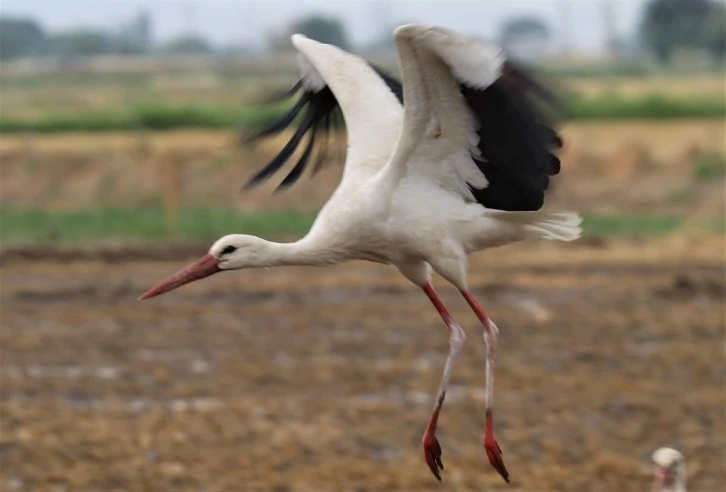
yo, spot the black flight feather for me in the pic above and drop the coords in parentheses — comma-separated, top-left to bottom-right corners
(276, 125, 318, 191)
(243, 92, 311, 144)
(463, 61, 564, 211)
(310, 112, 331, 176)
(241, 81, 339, 190)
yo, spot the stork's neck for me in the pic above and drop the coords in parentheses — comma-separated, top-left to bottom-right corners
(255, 236, 346, 267)
(672, 475, 687, 492)
(662, 479, 687, 492)
(653, 471, 687, 492)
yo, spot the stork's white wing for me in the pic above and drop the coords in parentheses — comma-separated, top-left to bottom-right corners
(384, 25, 563, 211)
(242, 35, 404, 191)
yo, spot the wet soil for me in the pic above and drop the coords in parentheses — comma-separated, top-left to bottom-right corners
(1, 240, 724, 491)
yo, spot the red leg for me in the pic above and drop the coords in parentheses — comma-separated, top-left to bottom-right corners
(460, 290, 510, 483)
(421, 282, 466, 481)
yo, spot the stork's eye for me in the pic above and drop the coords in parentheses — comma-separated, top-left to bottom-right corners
(221, 245, 237, 255)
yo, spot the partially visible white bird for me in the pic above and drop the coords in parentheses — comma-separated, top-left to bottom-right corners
(651, 447, 687, 492)
(139, 24, 581, 483)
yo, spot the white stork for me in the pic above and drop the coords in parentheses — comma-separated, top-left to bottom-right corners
(139, 25, 582, 483)
(651, 447, 687, 492)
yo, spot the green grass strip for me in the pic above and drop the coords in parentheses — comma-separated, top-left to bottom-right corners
(0, 103, 288, 133)
(0, 93, 723, 134)
(566, 93, 726, 120)
(581, 215, 683, 237)
(0, 207, 317, 245)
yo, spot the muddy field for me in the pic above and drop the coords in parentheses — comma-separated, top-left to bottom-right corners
(1, 238, 724, 491)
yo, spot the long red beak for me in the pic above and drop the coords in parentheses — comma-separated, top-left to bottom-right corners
(138, 254, 221, 300)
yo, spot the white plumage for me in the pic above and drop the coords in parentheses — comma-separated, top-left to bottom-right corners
(651, 447, 687, 492)
(140, 24, 582, 483)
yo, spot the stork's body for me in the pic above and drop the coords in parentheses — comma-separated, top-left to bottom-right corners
(140, 25, 582, 483)
(286, 180, 535, 269)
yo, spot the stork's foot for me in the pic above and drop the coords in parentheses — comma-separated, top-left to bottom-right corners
(422, 431, 444, 481)
(484, 432, 509, 483)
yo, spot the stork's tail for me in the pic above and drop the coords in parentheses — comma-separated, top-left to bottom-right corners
(491, 210, 583, 241)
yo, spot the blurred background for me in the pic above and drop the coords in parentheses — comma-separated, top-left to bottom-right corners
(0, 0, 724, 490)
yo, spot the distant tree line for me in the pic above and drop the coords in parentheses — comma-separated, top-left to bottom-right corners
(267, 15, 352, 51)
(641, 0, 725, 61)
(1, 3, 724, 62)
(1, 13, 149, 59)
(0, 12, 218, 60)
(0, 12, 361, 60)
(498, 0, 725, 62)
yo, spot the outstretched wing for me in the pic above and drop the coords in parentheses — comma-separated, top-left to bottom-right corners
(242, 38, 404, 192)
(389, 25, 563, 211)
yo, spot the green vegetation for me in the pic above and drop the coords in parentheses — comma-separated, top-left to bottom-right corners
(566, 93, 725, 120)
(581, 215, 683, 237)
(666, 189, 693, 204)
(0, 93, 723, 134)
(693, 152, 726, 181)
(0, 104, 287, 133)
(1, 207, 720, 246)
(542, 61, 726, 78)
(0, 207, 317, 245)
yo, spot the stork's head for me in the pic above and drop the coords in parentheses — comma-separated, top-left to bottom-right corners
(138, 234, 268, 300)
(651, 447, 686, 492)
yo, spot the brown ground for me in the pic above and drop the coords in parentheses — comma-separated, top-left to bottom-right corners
(1, 237, 724, 491)
(564, 74, 726, 98)
(1, 121, 724, 219)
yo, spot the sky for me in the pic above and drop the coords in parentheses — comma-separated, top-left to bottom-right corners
(0, 0, 654, 54)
